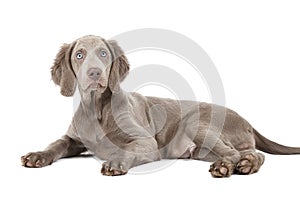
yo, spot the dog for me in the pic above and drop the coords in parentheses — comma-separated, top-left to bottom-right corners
(21, 35, 300, 177)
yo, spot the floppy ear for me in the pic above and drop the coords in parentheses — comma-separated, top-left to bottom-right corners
(107, 40, 130, 93)
(51, 43, 76, 97)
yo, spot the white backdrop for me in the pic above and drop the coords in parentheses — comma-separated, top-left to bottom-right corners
(1, 0, 300, 199)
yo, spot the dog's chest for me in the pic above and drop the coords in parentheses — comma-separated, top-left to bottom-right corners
(72, 107, 120, 158)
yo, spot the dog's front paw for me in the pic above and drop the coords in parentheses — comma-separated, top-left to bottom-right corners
(101, 161, 128, 176)
(209, 160, 235, 178)
(21, 151, 53, 168)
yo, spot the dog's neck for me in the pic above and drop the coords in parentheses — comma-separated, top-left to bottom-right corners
(79, 88, 112, 120)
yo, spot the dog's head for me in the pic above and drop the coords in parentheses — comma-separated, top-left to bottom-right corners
(51, 35, 130, 96)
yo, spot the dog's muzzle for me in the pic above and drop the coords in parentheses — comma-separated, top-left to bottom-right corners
(87, 68, 102, 81)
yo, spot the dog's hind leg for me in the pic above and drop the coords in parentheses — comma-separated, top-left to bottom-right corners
(208, 140, 241, 178)
(192, 136, 241, 178)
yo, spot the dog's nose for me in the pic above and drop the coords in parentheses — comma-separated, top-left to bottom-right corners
(87, 68, 101, 81)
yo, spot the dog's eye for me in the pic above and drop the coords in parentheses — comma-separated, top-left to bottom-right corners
(76, 52, 83, 60)
(100, 50, 107, 57)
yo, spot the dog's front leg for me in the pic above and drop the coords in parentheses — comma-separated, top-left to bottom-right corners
(100, 138, 161, 176)
(21, 123, 86, 168)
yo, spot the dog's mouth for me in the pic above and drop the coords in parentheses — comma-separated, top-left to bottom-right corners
(81, 76, 108, 93)
(87, 82, 106, 91)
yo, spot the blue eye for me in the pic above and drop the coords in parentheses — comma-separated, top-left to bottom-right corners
(100, 50, 107, 57)
(76, 52, 83, 60)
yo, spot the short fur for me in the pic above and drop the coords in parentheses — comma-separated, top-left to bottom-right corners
(22, 35, 300, 177)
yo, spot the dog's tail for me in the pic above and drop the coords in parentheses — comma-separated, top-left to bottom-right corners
(254, 128, 300, 154)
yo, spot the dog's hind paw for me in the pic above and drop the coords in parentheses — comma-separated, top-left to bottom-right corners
(101, 161, 128, 176)
(235, 153, 265, 175)
(209, 160, 235, 178)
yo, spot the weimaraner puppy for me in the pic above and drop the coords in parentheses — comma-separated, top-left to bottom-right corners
(21, 35, 300, 177)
